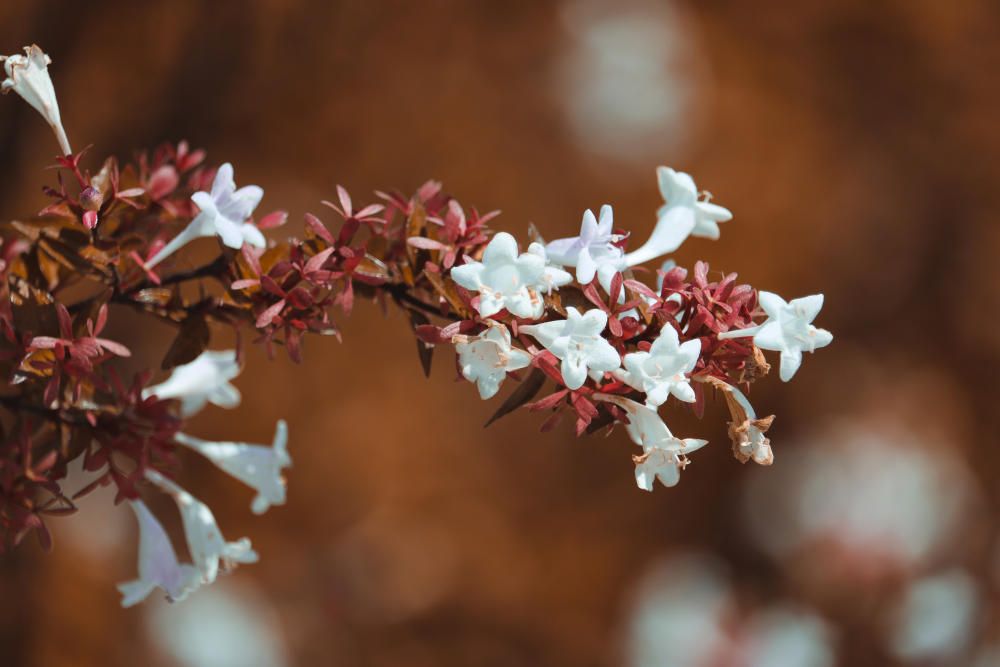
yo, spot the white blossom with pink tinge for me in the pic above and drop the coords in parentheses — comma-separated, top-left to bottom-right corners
(145, 163, 266, 269)
(118, 499, 201, 607)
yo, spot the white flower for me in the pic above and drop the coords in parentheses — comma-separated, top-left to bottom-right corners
(719, 292, 833, 381)
(118, 499, 201, 607)
(146, 470, 258, 584)
(453, 321, 532, 399)
(451, 232, 563, 319)
(142, 350, 241, 417)
(173, 420, 291, 515)
(520, 307, 621, 390)
(595, 394, 707, 490)
(146, 163, 266, 269)
(615, 325, 699, 406)
(526, 242, 574, 294)
(545, 205, 627, 289)
(1, 45, 71, 155)
(625, 167, 732, 266)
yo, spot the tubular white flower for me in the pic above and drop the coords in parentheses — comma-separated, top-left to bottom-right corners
(118, 499, 201, 607)
(453, 321, 532, 399)
(173, 420, 291, 515)
(520, 307, 621, 390)
(614, 325, 700, 407)
(545, 205, 627, 287)
(625, 167, 732, 267)
(142, 350, 241, 417)
(1, 45, 71, 155)
(595, 394, 707, 490)
(719, 292, 833, 381)
(146, 470, 258, 584)
(450, 232, 560, 319)
(146, 163, 266, 269)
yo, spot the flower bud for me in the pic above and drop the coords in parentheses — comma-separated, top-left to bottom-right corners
(79, 186, 103, 211)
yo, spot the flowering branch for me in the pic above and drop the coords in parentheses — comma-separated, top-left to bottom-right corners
(0, 44, 833, 607)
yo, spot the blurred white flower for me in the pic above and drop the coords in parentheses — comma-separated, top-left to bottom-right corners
(624, 553, 835, 667)
(545, 205, 626, 288)
(743, 422, 977, 572)
(720, 291, 833, 381)
(520, 307, 620, 390)
(451, 232, 559, 319)
(554, 2, 697, 164)
(615, 325, 699, 406)
(118, 499, 201, 608)
(1, 45, 71, 155)
(146, 163, 266, 269)
(625, 554, 731, 667)
(174, 420, 291, 515)
(742, 607, 835, 667)
(143, 350, 241, 417)
(890, 570, 979, 661)
(453, 321, 532, 399)
(146, 580, 290, 667)
(146, 470, 258, 584)
(626, 167, 731, 266)
(595, 394, 707, 490)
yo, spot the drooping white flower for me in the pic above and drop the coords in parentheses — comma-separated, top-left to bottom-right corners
(451, 232, 562, 319)
(699, 375, 775, 465)
(625, 167, 732, 266)
(118, 499, 201, 607)
(142, 350, 241, 417)
(520, 307, 621, 390)
(173, 420, 291, 515)
(146, 163, 266, 269)
(595, 394, 707, 490)
(453, 321, 532, 399)
(719, 292, 833, 381)
(146, 470, 258, 584)
(615, 325, 699, 407)
(1, 45, 71, 155)
(545, 205, 627, 289)
(722, 381, 774, 465)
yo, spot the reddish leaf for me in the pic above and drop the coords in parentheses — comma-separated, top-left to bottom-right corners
(256, 299, 286, 328)
(257, 210, 288, 229)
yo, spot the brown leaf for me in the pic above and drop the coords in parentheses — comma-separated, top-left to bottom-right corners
(161, 313, 210, 370)
(407, 309, 434, 377)
(484, 368, 546, 428)
(405, 203, 428, 267)
(354, 254, 390, 284)
(423, 269, 469, 317)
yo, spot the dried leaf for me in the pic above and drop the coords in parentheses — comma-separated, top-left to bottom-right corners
(423, 269, 468, 317)
(407, 309, 434, 377)
(484, 368, 546, 428)
(161, 314, 210, 370)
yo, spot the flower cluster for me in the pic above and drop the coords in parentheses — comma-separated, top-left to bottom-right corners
(0, 44, 832, 605)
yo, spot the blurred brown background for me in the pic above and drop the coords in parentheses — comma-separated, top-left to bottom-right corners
(1, 1, 998, 666)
